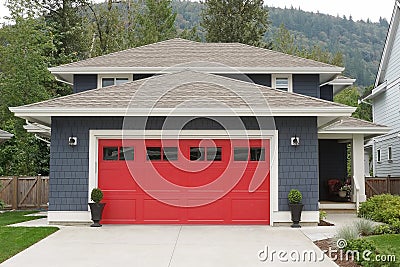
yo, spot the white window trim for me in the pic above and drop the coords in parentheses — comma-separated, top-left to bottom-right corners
(272, 74, 293, 92)
(388, 146, 393, 162)
(377, 148, 381, 163)
(97, 74, 132, 88)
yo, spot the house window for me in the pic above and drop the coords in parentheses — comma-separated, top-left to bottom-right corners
(388, 147, 393, 162)
(272, 74, 292, 92)
(377, 149, 381, 163)
(163, 147, 178, 161)
(99, 75, 131, 88)
(234, 147, 249, 161)
(206, 147, 222, 161)
(250, 147, 265, 161)
(190, 147, 205, 161)
(147, 147, 161, 161)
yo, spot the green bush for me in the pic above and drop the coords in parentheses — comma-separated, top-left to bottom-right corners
(358, 194, 400, 224)
(319, 210, 327, 221)
(288, 189, 302, 204)
(0, 200, 4, 210)
(388, 219, 400, 234)
(345, 239, 378, 266)
(336, 225, 360, 241)
(355, 219, 375, 236)
(90, 188, 103, 203)
(373, 224, 394, 235)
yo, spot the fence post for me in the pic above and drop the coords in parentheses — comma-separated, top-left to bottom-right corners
(12, 176, 18, 210)
(37, 175, 42, 209)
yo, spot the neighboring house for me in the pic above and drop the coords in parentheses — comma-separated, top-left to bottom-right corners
(0, 129, 13, 144)
(364, 0, 400, 177)
(10, 39, 388, 225)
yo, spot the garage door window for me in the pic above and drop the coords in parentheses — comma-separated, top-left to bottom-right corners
(163, 147, 178, 161)
(147, 147, 162, 161)
(234, 147, 248, 161)
(190, 147, 205, 161)
(103, 147, 119, 160)
(120, 147, 134, 161)
(250, 147, 265, 161)
(207, 147, 222, 161)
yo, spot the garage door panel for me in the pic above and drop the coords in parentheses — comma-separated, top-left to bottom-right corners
(101, 199, 136, 224)
(187, 199, 226, 221)
(143, 199, 182, 222)
(231, 199, 269, 222)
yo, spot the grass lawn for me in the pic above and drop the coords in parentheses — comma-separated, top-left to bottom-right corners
(365, 234, 400, 264)
(0, 210, 58, 263)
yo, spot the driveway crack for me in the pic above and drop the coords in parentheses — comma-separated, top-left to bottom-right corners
(168, 226, 182, 267)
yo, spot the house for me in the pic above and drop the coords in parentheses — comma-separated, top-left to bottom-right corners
(10, 39, 388, 225)
(364, 0, 400, 177)
(0, 129, 13, 144)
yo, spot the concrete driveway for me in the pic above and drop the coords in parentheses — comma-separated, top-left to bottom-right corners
(1, 224, 337, 267)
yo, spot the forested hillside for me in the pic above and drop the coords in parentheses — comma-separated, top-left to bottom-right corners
(172, 1, 389, 87)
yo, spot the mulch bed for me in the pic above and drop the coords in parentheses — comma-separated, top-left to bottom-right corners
(318, 220, 335, 226)
(314, 238, 360, 267)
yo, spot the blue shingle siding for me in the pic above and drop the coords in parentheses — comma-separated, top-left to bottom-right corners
(274, 117, 319, 211)
(320, 85, 333, 101)
(73, 74, 98, 93)
(50, 116, 319, 212)
(293, 74, 320, 98)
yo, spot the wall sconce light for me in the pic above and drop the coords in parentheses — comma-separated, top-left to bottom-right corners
(68, 136, 78, 146)
(291, 136, 300, 146)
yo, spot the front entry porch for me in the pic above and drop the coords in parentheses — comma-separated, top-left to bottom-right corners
(318, 117, 389, 210)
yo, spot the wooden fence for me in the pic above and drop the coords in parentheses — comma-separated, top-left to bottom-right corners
(0, 176, 49, 210)
(365, 177, 400, 198)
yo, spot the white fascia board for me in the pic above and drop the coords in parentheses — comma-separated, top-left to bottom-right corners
(10, 107, 356, 118)
(319, 128, 390, 135)
(364, 81, 387, 100)
(49, 66, 344, 75)
(320, 78, 356, 87)
(374, 1, 400, 87)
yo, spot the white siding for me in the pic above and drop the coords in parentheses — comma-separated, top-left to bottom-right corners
(373, 83, 400, 131)
(373, 131, 400, 176)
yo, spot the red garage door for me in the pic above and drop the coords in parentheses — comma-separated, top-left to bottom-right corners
(98, 139, 270, 224)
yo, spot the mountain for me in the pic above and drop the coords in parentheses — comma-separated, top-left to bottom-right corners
(172, 1, 389, 87)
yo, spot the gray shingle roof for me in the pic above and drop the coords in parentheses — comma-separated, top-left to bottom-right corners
(52, 38, 341, 70)
(16, 71, 351, 111)
(321, 117, 389, 130)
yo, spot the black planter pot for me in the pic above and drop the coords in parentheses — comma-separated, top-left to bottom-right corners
(289, 203, 304, 228)
(89, 203, 106, 227)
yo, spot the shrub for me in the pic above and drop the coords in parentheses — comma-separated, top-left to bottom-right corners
(90, 188, 103, 203)
(335, 225, 360, 241)
(345, 239, 377, 266)
(358, 194, 400, 223)
(373, 224, 394, 235)
(0, 200, 4, 210)
(319, 210, 327, 221)
(288, 189, 302, 204)
(388, 218, 400, 234)
(355, 219, 375, 236)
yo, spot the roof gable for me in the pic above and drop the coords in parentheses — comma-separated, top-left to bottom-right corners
(375, 0, 400, 86)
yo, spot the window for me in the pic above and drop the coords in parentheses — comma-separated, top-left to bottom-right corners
(388, 147, 393, 162)
(190, 147, 205, 161)
(104, 146, 134, 161)
(234, 147, 249, 161)
(377, 149, 381, 163)
(163, 147, 178, 161)
(272, 74, 292, 92)
(120, 147, 134, 161)
(147, 147, 161, 161)
(103, 147, 118, 160)
(250, 147, 265, 161)
(99, 75, 131, 88)
(206, 147, 222, 161)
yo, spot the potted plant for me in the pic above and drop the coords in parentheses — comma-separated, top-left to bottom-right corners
(89, 188, 105, 227)
(288, 189, 304, 228)
(338, 184, 351, 198)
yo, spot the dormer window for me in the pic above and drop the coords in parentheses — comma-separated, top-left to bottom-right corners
(272, 74, 292, 92)
(99, 75, 131, 88)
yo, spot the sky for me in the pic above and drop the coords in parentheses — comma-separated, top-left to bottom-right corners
(0, 0, 396, 23)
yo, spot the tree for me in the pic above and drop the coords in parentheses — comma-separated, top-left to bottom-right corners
(272, 23, 298, 55)
(334, 86, 372, 122)
(134, 0, 177, 46)
(0, 4, 55, 175)
(201, 0, 269, 46)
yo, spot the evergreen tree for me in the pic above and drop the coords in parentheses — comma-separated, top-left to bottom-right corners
(134, 0, 177, 46)
(272, 23, 298, 55)
(201, 0, 269, 46)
